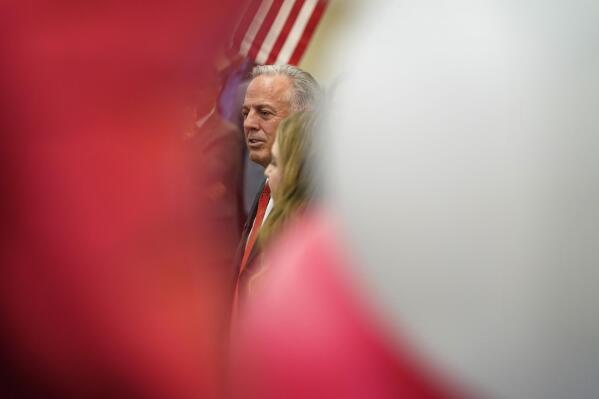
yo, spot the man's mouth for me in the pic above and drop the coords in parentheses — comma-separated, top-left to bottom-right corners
(247, 138, 265, 148)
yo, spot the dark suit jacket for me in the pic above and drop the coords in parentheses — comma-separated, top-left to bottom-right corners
(230, 178, 267, 297)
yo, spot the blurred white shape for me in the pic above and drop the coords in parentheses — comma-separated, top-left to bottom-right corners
(324, 1, 599, 398)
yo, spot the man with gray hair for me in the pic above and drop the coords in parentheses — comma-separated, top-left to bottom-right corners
(232, 64, 319, 307)
(241, 64, 319, 167)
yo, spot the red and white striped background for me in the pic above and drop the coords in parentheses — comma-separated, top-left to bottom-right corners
(231, 0, 328, 66)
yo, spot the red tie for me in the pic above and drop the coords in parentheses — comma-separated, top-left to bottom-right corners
(240, 183, 271, 275)
(232, 183, 270, 315)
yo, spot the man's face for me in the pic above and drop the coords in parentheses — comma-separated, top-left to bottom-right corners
(242, 74, 293, 167)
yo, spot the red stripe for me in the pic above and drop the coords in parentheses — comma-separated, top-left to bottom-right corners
(247, 0, 284, 62)
(231, 0, 263, 52)
(288, 0, 328, 65)
(265, 0, 305, 64)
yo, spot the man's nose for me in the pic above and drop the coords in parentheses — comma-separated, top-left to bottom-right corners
(243, 109, 259, 131)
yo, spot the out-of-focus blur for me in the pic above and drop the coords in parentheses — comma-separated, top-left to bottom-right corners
(0, 1, 244, 398)
(324, 1, 599, 398)
(2, 0, 599, 398)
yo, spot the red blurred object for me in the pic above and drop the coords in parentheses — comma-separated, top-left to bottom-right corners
(230, 208, 467, 399)
(0, 1, 247, 398)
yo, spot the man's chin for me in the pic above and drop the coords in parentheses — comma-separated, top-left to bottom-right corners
(249, 151, 268, 168)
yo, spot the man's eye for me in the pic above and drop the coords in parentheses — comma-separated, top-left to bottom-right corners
(260, 110, 272, 117)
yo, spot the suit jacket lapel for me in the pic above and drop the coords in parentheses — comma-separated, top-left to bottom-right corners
(231, 179, 266, 276)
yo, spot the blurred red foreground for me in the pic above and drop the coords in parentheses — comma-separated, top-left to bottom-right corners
(0, 2, 242, 398)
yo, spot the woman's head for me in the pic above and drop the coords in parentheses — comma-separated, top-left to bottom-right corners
(264, 135, 282, 198)
(265, 111, 314, 203)
(261, 111, 316, 244)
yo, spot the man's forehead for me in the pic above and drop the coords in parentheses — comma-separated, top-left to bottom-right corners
(243, 74, 293, 106)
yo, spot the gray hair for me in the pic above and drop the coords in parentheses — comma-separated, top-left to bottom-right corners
(251, 64, 320, 112)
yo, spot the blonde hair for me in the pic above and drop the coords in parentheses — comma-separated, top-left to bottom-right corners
(258, 111, 316, 246)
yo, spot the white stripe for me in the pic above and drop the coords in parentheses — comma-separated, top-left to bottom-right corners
(255, 0, 296, 64)
(240, 0, 274, 56)
(230, 0, 254, 48)
(276, 0, 317, 64)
